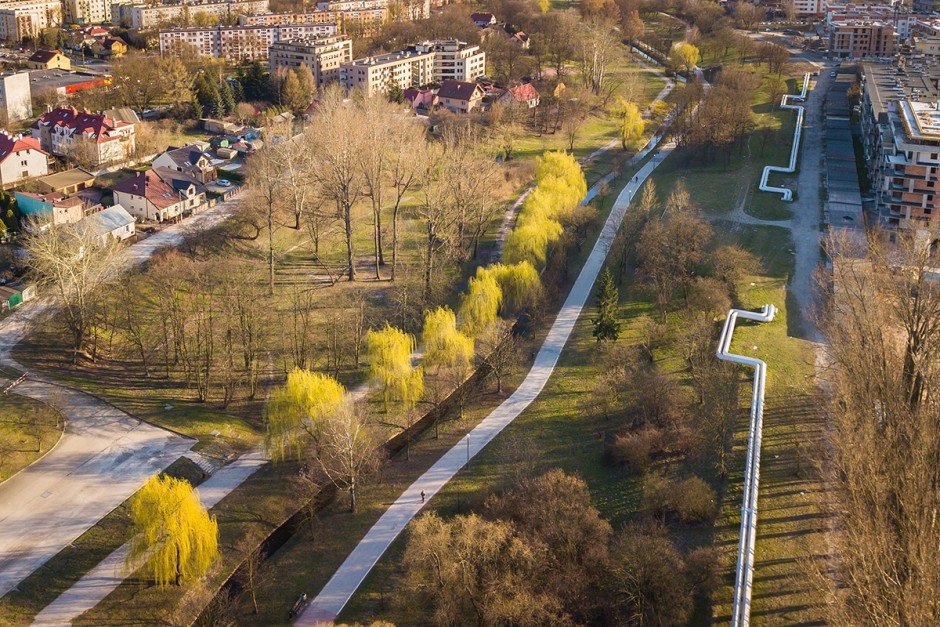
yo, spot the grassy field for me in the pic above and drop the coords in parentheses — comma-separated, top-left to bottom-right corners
(0, 393, 62, 483)
(0, 457, 204, 626)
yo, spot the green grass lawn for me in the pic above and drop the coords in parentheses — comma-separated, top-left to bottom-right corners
(0, 393, 62, 483)
(0, 457, 204, 626)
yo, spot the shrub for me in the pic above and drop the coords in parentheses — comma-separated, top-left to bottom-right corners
(609, 428, 667, 474)
(642, 472, 672, 520)
(671, 476, 718, 524)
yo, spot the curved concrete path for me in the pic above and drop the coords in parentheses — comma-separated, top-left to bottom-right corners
(0, 196, 243, 599)
(298, 138, 678, 625)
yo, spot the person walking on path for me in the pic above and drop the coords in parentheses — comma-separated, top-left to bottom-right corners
(420, 491, 425, 503)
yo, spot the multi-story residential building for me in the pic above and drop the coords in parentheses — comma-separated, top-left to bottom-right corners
(913, 0, 938, 15)
(160, 22, 338, 60)
(128, 0, 269, 30)
(0, 131, 48, 188)
(829, 21, 895, 58)
(269, 35, 352, 87)
(860, 62, 940, 227)
(317, 0, 428, 19)
(240, 11, 335, 25)
(0, 0, 61, 42)
(341, 39, 485, 97)
(793, 0, 824, 17)
(62, 0, 112, 25)
(241, 8, 386, 34)
(0, 72, 31, 122)
(31, 106, 136, 166)
(112, 167, 206, 222)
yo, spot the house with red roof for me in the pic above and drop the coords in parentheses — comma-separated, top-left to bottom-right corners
(500, 82, 541, 108)
(436, 80, 485, 113)
(112, 167, 207, 222)
(0, 131, 49, 189)
(31, 106, 136, 167)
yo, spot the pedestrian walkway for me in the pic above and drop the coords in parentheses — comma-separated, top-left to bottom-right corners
(31, 448, 268, 626)
(298, 137, 678, 625)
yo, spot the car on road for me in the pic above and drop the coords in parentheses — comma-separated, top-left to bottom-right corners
(830, 71, 836, 77)
(217, 179, 231, 187)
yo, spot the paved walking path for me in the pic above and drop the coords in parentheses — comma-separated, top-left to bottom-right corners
(32, 448, 268, 626)
(0, 196, 244, 600)
(298, 136, 678, 625)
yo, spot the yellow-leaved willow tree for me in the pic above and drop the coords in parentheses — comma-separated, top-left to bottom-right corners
(366, 324, 424, 412)
(126, 475, 219, 588)
(264, 368, 347, 462)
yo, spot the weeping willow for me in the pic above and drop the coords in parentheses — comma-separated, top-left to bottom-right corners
(458, 267, 504, 337)
(422, 306, 475, 371)
(265, 368, 347, 462)
(366, 324, 424, 411)
(126, 475, 219, 589)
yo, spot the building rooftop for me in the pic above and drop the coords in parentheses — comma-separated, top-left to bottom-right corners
(37, 167, 95, 190)
(28, 69, 110, 93)
(81, 205, 134, 236)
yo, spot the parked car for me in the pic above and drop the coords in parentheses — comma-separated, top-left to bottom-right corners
(217, 179, 231, 187)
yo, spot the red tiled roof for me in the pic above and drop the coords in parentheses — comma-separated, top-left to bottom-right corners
(0, 132, 47, 163)
(33, 107, 132, 144)
(112, 170, 180, 209)
(507, 83, 540, 102)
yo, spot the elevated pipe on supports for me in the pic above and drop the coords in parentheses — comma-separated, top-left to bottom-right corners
(716, 304, 776, 627)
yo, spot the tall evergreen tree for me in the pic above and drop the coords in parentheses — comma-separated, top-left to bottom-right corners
(219, 78, 235, 114)
(592, 268, 621, 342)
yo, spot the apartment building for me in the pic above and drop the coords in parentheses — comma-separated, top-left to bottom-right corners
(240, 11, 335, 25)
(317, 0, 428, 19)
(160, 22, 338, 60)
(829, 21, 895, 58)
(860, 62, 940, 227)
(128, 0, 269, 29)
(240, 8, 385, 35)
(0, 72, 31, 122)
(62, 0, 111, 25)
(269, 35, 352, 87)
(31, 106, 136, 166)
(793, 0, 824, 17)
(340, 40, 485, 97)
(0, 0, 61, 42)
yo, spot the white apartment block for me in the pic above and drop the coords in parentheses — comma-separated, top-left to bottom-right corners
(793, 0, 825, 17)
(62, 0, 111, 25)
(340, 39, 485, 97)
(269, 35, 352, 87)
(129, 0, 269, 29)
(160, 22, 338, 60)
(317, 0, 428, 19)
(240, 11, 336, 26)
(0, 72, 31, 122)
(0, 0, 61, 42)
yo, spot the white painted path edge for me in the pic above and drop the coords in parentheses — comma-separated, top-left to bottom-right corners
(298, 138, 678, 625)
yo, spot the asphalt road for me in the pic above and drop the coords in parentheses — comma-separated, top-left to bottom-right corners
(0, 196, 243, 599)
(298, 136, 678, 625)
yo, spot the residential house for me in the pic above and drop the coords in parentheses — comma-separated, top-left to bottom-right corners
(15, 191, 88, 226)
(502, 83, 540, 108)
(80, 204, 135, 244)
(512, 31, 530, 49)
(89, 37, 127, 59)
(0, 131, 48, 188)
(436, 80, 485, 113)
(26, 49, 70, 70)
(0, 72, 31, 122)
(403, 87, 437, 111)
(112, 167, 207, 222)
(35, 167, 95, 194)
(31, 107, 136, 166)
(151, 143, 217, 184)
(471, 12, 496, 27)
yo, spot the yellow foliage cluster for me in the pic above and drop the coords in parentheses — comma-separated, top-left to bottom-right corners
(458, 261, 541, 337)
(615, 99, 645, 150)
(127, 475, 219, 589)
(367, 324, 424, 411)
(504, 151, 586, 267)
(422, 306, 475, 371)
(265, 368, 347, 461)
